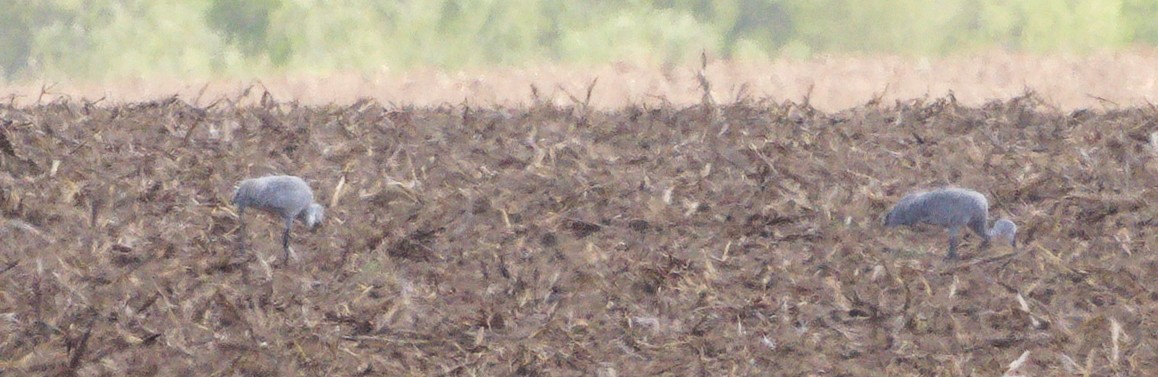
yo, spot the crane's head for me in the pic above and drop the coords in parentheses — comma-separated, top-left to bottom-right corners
(303, 203, 325, 229)
(883, 210, 897, 227)
(231, 179, 261, 209)
(230, 183, 246, 207)
(990, 218, 1017, 247)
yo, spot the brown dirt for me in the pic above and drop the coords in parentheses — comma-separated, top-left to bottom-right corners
(0, 88, 1155, 375)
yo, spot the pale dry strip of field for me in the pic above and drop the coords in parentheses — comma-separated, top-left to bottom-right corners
(3, 50, 1158, 111)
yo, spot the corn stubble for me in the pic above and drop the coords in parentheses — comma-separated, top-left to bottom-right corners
(0, 89, 1153, 375)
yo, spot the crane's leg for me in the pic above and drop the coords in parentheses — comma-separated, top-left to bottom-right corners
(236, 207, 247, 255)
(946, 226, 960, 260)
(968, 217, 989, 254)
(282, 217, 293, 265)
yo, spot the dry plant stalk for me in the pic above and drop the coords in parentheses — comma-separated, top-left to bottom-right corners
(0, 91, 1151, 375)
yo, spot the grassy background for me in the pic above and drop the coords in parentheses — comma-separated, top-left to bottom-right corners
(3, 0, 1158, 82)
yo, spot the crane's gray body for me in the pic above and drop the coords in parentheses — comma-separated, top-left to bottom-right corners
(232, 175, 324, 262)
(884, 187, 1016, 259)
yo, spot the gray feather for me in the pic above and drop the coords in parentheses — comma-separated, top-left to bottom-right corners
(884, 187, 1017, 258)
(233, 175, 325, 263)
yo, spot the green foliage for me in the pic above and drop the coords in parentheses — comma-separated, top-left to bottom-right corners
(27, 0, 240, 80)
(0, 1, 67, 79)
(657, 0, 793, 58)
(1, 0, 1157, 82)
(787, 0, 979, 55)
(556, 5, 719, 65)
(206, 0, 282, 57)
(1123, 0, 1158, 43)
(978, 0, 1129, 52)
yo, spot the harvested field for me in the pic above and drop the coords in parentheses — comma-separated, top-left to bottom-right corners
(0, 89, 1156, 375)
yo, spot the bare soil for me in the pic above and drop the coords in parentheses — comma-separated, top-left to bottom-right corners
(0, 88, 1155, 375)
(6, 49, 1158, 112)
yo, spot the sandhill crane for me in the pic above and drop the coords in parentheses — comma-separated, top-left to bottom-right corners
(884, 187, 1017, 259)
(232, 175, 324, 263)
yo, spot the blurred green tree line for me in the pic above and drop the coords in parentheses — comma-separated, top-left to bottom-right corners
(1, 0, 1154, 81)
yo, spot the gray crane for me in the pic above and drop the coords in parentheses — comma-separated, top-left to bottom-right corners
(232, 175, 325, 263)
(884, 187, 1017, 259)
